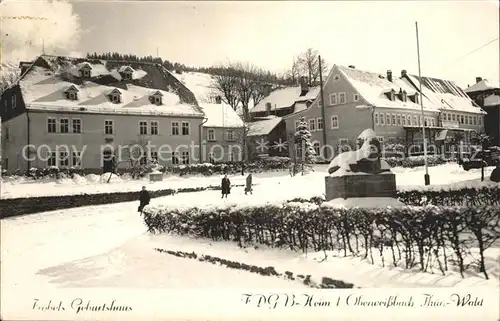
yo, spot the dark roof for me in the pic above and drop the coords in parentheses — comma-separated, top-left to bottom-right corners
(411, 75, 470, 99)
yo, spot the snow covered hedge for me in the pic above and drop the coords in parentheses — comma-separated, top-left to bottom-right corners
(164, 157, 292, 176)
(143, 203, 500, 279)
(384, 155, 447, 168)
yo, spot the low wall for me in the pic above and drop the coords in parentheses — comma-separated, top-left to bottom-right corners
(0, 184, 247, 220)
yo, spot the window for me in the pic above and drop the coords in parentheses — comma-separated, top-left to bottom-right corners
(11, 96, 16, 109)
(339, 92, 346, 104)
(386, 114, 391, 126)
(139, 121, 148, 135)
(406, 115, 411, 125)
(309, 118, 316, 131)
(150, 121, 159, 135)
(478, 116, 482, 126)
(417, 116, 421, 126)
(181, 121, 190, 135)
(402, 114, 407, 126)
(72, 151, 82, 167)
(431, 118, 435, 127)
(397, 114, 402, 126)
(150, 93, 162, 105)
(181, 151, 189, 165)
(316, 118, 323, 130)
(424, 118, 428, 127)
(313, 142, 320, 156)
(172, 152, 180, 165)
(353, 94, 359, 102)
(338, 138, 349, 145)
(329, 93, 338, 105)
(109, 94, 121, 103)
(67, 91, 78, 101)
(172, 121, 180, 135)
(331, 115, 339, 129)
(47, 151, 57, 167)
(59, 151, 69, 167)
(226, 129, 235, 141)
(460, 115, 464, 124)
(380, 113, 385, 125)
(391, 114, 396, 126)
(207, 129, 216, 141)
(208, 153, 215, 163)
(412, 115, 417, 126)
(59, 118, 69, 133)
(123, 72, 133, 81)
(377, 136, 384, 144)
(452, 114, 456, 121)
(72, 119, 81, 133)
(47, 118, 57, 133)
(150, 151, 158, 161)
(81, 68, 91, 78)
(317, 98, 323, 108)
(374, 113, 379, 125)
(464, 116, 469, 125)
(228, 151, 235, 162)
(473, 116, 477, 126)
(104, 120, 114, 135)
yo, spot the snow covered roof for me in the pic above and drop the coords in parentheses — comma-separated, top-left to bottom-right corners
(173, 72, 216, 103)
(464, 79, 500, 93)
(247, 117, 282, 137)
(19, 66, 203, 117)
(484, 94, 500, 107)
(199, 102, 244, 128)
(405, 74, 485, 114)
(337, 65, 440, 112)
(295, 86, 320, 102)
(251, 87, 303, 113)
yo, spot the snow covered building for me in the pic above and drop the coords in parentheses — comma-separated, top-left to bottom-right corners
(464, 77, 500, 146)
(246, 116, 287, 158)
(198, 96, 244, 163)
(0, 55, 207, 174)
(282, 65, 485, 161)
(249, 76, 320, 119)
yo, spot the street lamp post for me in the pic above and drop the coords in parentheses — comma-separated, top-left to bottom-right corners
(416, 21, 430, 186)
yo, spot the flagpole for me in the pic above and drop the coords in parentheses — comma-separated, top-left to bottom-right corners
(318, 55, 328, 161)
(416, 21, 430, 185)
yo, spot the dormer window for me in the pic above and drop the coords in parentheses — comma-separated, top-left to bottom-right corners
(149, 90, 163, 106)
(398, 89, 407, 102)
(79, 63, 92, 78)
(385, 89, 396, 101)
(411, 93, 420, 104)
(64, 85, 79, 101)
(108, 88, 122, 104)
(119, 66, 134, 81)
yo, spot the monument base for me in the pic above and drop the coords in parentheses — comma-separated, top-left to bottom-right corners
(325, 173, 396, 201)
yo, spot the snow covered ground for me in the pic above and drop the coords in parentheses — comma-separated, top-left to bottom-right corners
(0, 163, 496, 199)
(2, 163, 499, 320)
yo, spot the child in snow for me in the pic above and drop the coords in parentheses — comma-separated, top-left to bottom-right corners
(221, 174, 231, 198)
(244, 173, 253, 195)
(138, 186, 151, 214)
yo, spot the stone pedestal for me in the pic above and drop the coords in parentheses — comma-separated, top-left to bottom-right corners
(325, 173, 396, 201)
(149, 172, 164, 182)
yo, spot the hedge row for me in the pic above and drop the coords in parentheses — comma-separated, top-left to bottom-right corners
(287, 186, 500, 207)
(143, 203, 500, 280)
(154, 248, 354, 289)
(384, 155, 448, 168)
(0, 184, 247, 219)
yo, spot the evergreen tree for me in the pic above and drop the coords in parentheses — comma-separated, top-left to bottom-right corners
(294, 117, 317, 166)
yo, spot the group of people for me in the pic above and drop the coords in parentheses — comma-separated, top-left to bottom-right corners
(137, 173, 254, 214)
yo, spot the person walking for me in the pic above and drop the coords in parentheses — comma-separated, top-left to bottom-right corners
(244, 173, 253, 195)
(138, 186, 151, 214)
(221, 174, 231, 198)
(490, 159, 500, 183)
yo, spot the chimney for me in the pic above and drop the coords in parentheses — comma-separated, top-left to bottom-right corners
(476, 77, 483, 84)
(263, 84, 272, 97)
(299, 76, 309, 95)
(401, 69, 407, 78)
(215, 95, 222, 104)
(348, 65, 355, 69)
(387, 70, 393, 82)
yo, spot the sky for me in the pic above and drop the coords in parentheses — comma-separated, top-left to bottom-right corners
(2, 0, 499, 88)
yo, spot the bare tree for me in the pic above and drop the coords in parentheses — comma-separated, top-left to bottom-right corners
(210, 62, 240, 110)
(0, 65, 20, 95)
(296, 48, 328, 86)
(285, 57, 301, 85)
(108, 137, 153, 182)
